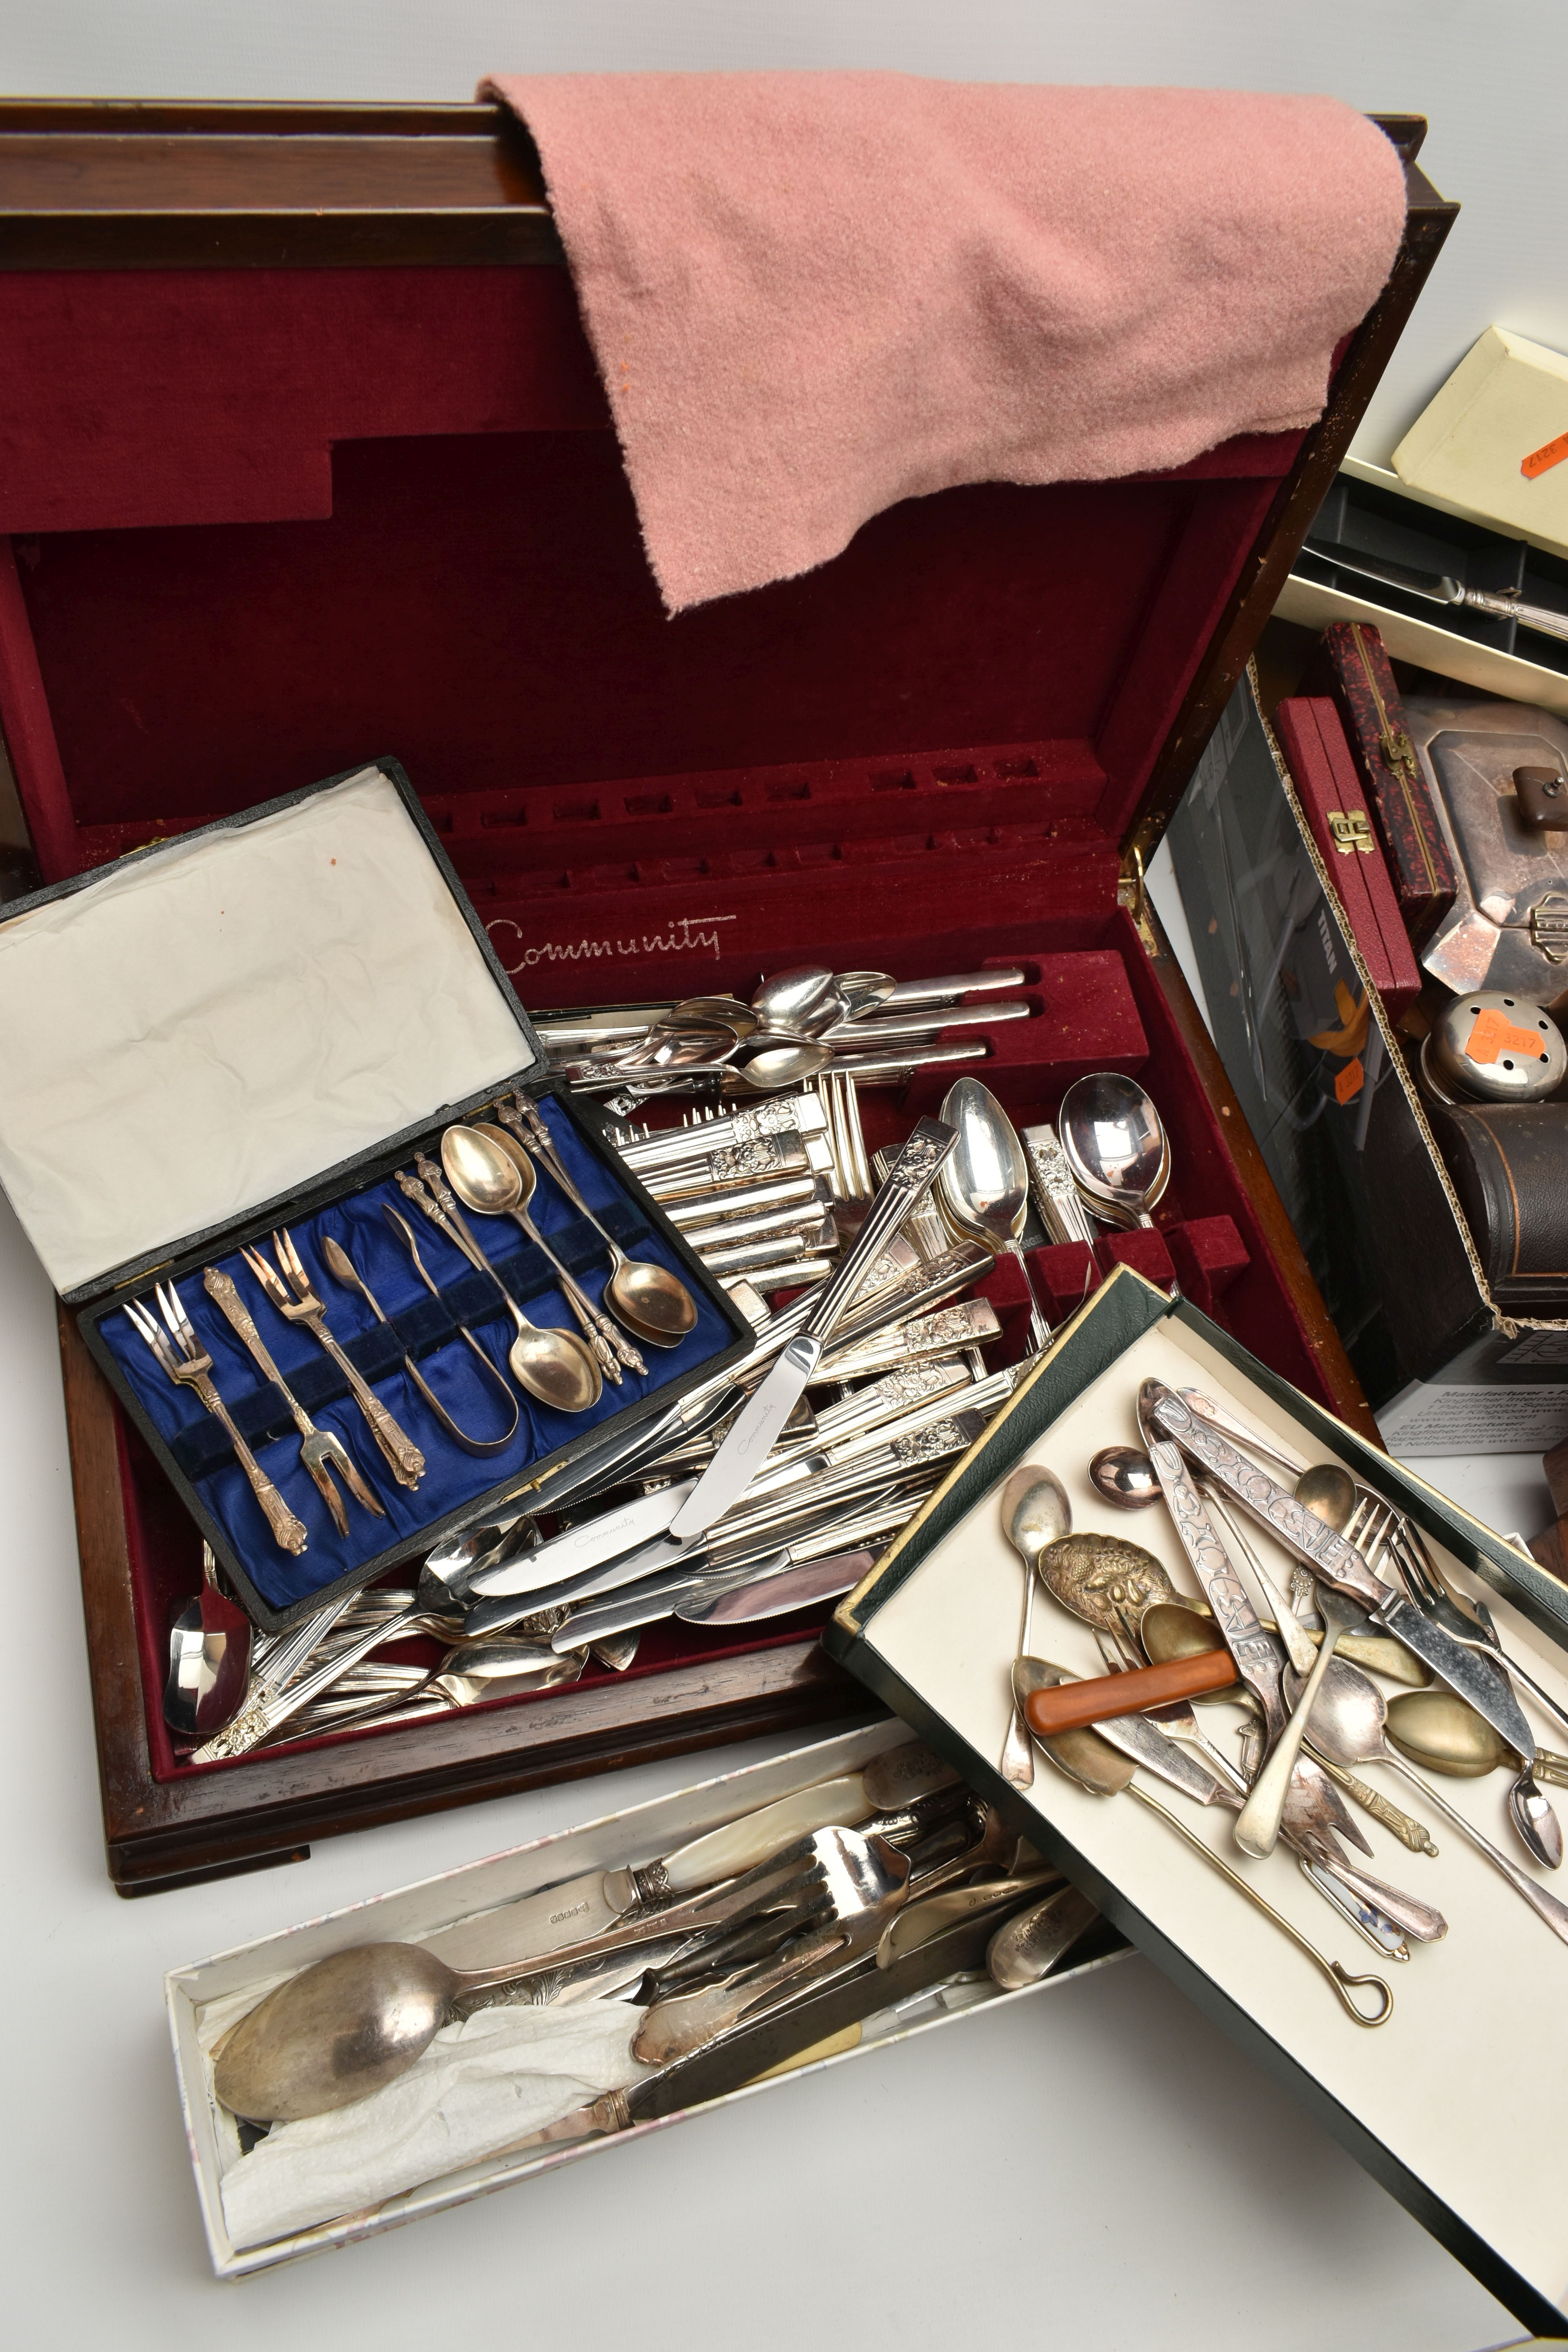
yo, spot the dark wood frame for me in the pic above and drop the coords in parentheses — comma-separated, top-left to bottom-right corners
(5, 102, 1455, 1891)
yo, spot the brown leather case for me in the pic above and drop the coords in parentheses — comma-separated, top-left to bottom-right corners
(1427, 1101, 1568, 1314)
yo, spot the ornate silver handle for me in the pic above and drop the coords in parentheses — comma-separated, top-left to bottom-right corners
(1464, 587, 1568, 644)
(802, 1118, 957, 1348)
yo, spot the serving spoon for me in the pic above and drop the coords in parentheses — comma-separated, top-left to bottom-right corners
(1057, 1072, 1168, 1228)
(214, 1828, 896, 2120)
(491, 1096, 697, 1347)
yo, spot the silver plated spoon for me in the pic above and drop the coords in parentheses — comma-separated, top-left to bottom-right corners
(1057, 1072, 1167, 1228)
(938, 1076, 1048, 1342)
(997, 1465, 1071, 1790)
(442, 1125, 633, 1383)
(492, 1097, 698, 1347)
(749, 964, 837, 1034)
(1305, 1658, 1568, 1939)
(1089, 1445, 1162, 1509)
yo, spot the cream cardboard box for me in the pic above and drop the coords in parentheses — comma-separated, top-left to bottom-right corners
(826, 1267, 1568, 2337)
(1394, 326, 1568, 559)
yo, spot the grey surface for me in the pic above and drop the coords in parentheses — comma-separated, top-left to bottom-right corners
(0, 1180, 1536, 2351)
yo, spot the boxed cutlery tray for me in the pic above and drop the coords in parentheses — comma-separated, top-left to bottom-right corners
(0, 100, 1455, 1891)
(167, 1721, 1124, 2277)
(826, 1267, 1568, 2333)
(0, 755, 750, 1634)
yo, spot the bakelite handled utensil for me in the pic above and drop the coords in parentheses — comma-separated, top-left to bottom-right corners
(1022, 1648, 1238, 1737)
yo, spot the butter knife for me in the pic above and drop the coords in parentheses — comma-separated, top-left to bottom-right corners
(654, 1118, 959, 1548)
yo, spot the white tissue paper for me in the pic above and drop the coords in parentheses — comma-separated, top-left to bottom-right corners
(214, 1996, 654, 2249)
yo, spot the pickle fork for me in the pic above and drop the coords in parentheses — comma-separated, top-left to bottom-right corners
(203, 1264, 384, 1534)
(241, 1230, 425, 1490)
(124, 1284, 308, 1555)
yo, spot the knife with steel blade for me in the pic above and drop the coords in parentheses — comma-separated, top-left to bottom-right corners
(1140, 1381, 1539, 1762)
(648, 1118, 958, 1550)
(1301, 537, 1568, 644)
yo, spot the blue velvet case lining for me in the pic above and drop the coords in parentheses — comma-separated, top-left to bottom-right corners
(96, 1095, 734, 1611)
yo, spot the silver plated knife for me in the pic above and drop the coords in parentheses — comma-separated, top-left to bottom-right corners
(1134, 1407, 1290, 1748)
(1140, 1380, 1539, 1763)
(1301, 537, 1568, 644)
(651, 1119, 958, 1550)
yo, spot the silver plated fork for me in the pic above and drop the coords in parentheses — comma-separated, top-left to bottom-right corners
(241, 1230, 425, 1490)
(124, 1284, 308, 1555)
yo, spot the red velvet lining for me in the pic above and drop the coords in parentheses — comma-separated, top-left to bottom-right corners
(0, 262, 1325, 1783)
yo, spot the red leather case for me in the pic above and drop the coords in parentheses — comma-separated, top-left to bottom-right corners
(0, 101, 1455, 1891)
(1304, 619, 1457, 946)
(1275, 695, 1423, 1021)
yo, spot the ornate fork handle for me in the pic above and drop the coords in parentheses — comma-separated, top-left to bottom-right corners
(303, 1318, 425, 1489)
(1310, 1753, 1438, 1857)
(188, 1370, 309, 1555)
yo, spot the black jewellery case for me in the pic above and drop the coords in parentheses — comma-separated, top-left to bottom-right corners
(0, 757, 748, 1630)
(826, 1266, 1568, 2335)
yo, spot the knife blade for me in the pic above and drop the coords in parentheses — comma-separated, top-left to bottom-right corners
(1141, 1381, 1539, 1762)
(469, 1481, 701, 1599)
(660, 1118, 959, 1546)
(1301, 538, 1568, 645)
(677, 1549, 877, 1626)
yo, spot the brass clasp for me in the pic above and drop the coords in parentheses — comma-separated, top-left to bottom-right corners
(1328, 810, 1375, 856)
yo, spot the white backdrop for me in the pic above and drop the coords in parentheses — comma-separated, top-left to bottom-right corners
(5, 0, 1564, 470)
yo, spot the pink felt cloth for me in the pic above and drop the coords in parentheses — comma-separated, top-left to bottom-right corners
(482, 72, 1406, 614)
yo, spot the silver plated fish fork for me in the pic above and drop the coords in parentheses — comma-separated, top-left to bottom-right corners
(124, 1284, 308, 1555)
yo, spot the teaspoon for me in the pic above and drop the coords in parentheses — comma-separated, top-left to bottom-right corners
(1305, 1660, 1568, 1939)
(403, 1158, 601, 1414)
(938, 1076, 1049, 1343)
(492, 1097, 698, 1347)
(1386, 1688, 1568, 1869)
(1089, 1445, 1162, 1509)
(1057, 1072, 1168, 1228)
(749, 964, 837, 1034)
(997, 1465, 1071, 1790)
(443, 1126, 635, 1382)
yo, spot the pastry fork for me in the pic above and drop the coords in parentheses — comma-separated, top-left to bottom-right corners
(124, 1284, 308, 1555)
(202, 1264, 384, 1533)
(241, 1230, 425, 1489)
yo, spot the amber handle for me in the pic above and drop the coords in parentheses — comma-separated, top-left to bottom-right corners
(1023, 1650, 1237, 1737)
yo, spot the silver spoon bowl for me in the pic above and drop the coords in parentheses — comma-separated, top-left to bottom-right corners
(1088, 1445, 1162, 1509)
(997, 1466, 1072, 1790)
(938, 1076, 1048, 1338)
(1057, 1072, 1167, 1228)
(749, 964, 836, 1033)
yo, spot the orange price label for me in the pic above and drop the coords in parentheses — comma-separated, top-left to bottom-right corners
(1466, 1006, 1550, 1065)
(1522, 430, 1568, 480)
(1334, 1057, 1364, 1105)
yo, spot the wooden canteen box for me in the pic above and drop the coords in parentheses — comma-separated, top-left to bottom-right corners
(0, 102, 1455, 1891)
